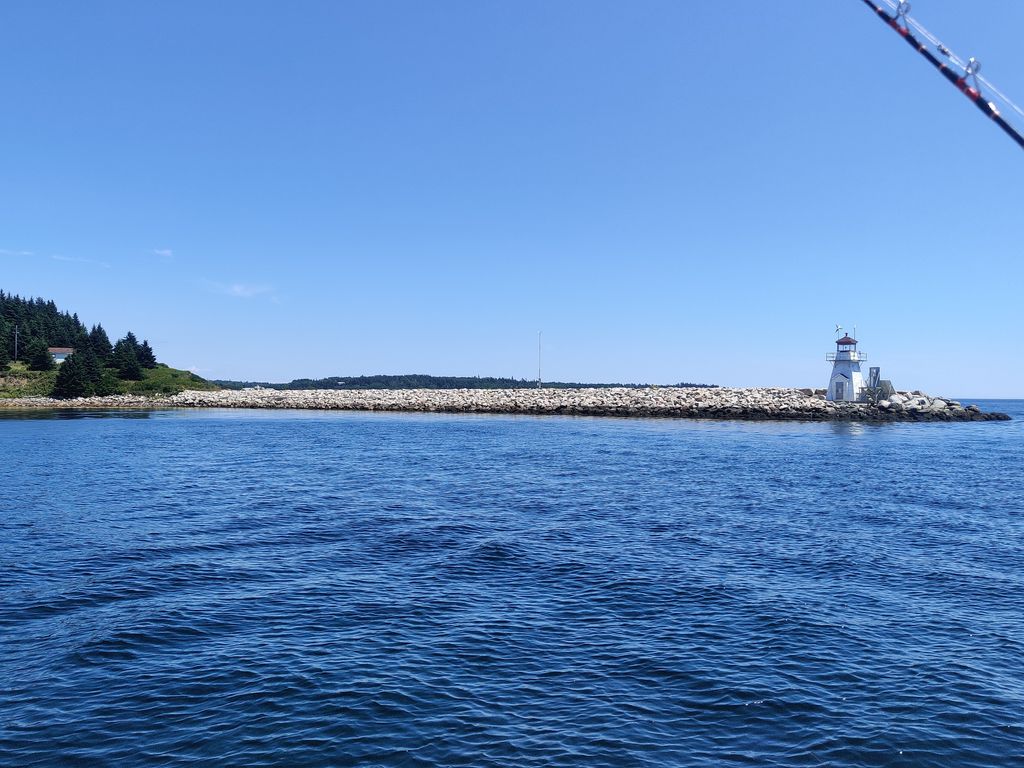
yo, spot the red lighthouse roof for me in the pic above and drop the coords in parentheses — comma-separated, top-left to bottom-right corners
(836, 335, 857, 345)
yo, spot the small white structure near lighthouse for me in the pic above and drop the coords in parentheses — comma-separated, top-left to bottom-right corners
(826, 334, 867, 402)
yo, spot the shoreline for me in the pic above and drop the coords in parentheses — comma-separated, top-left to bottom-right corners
(0, 387, 1011, 422)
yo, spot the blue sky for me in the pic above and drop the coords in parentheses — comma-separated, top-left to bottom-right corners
(2, 1, 1022, 395)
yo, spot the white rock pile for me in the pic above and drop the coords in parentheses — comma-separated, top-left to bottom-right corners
(1, 394, 161, 409)
(2, 387, 1007, 421)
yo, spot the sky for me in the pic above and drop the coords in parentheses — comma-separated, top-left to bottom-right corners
(2, 1, 1022, 396)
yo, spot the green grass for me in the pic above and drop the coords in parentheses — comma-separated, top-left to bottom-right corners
(0, 361, 219, 398)
(0, 362, 58, 398)
(120, 364, 221, 396)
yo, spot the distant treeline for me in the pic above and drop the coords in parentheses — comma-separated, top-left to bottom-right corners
(213, 374, 717, 391)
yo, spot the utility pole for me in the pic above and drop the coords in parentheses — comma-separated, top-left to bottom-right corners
(537, 330, 542, 389)
(13, 324, 19, 362)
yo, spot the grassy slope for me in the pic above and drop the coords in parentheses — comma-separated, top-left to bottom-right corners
(118, 364, 220, 396)
(0, 362, 57, 397)
(0, 362, 219, 398)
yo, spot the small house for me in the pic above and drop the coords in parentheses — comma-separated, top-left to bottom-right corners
(48, 347, 74, 364)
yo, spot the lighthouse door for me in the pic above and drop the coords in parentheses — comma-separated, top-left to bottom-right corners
(833, 381, 846, 401)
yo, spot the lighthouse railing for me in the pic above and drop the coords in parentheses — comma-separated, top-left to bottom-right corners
(826, 352, 867, 362)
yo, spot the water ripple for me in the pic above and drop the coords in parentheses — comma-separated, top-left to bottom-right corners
(2, 404, 1023, 766)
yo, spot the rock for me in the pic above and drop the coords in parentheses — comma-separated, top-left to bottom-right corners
(0, 386, 1010, 423)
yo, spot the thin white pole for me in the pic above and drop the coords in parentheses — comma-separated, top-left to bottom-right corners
(537, 331, 542, 388)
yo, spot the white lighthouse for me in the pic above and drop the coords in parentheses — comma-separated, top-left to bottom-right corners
(826, 333, 867, 402)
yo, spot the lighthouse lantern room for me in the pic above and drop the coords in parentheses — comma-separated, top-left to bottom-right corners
(826, 334, 867, 402)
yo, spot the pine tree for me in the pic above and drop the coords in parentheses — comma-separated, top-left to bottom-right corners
(112, 337, 143, 380)
(0, 294, 168, 378)
(138, 339, 157, 368)
(0, 293, 89, 352)
(88, 324, 112, 362)
(78, 346, 103, 391)
(79, 346, 119, 395)
(0, 320, 10, 364)
(26, 338, 55, 371)
(52, 352, 89, 398)
(0, 338, 9, 371)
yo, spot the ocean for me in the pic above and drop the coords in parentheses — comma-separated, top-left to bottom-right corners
(2, 401, 1022, 766)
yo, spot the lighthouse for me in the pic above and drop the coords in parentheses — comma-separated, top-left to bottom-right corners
(826, 334, 867, 402)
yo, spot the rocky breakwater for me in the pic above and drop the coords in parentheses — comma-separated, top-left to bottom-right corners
(0, 394, 169, 410)
(157, 387, 1009, 422)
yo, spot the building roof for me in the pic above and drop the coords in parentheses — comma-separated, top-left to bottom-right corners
(47, 347, 75, 354)
(836, 335, 857, 346)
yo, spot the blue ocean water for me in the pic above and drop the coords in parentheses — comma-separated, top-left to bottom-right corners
(2, 402, 1022, 767)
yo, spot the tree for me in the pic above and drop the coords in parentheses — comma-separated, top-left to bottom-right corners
(79, 347, 103, 388)
(138, 339, 157, 369)
(26, 338, 54, 371)
(52, 352, 90, 399)
(0, 320, 10, 364)
(61, 347, 114, 396)
(0, 294, 166, 380)
(88, 324, 113, 362)
(0, 293, 88, 354)
(0, 338, 9, 371)
(112, 338, 143, 380)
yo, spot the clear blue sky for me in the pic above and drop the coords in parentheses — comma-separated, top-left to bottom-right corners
(2, 1, 1022, 396)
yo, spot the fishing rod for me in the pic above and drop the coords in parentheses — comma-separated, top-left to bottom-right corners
(858, 0, 1024, 150)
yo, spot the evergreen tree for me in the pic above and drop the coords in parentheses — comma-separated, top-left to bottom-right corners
(0, 292, 88, 351)
(78, 346, 118, 395)
(79, 347, 103, 390)
(26, 338, 55, 371)
(0, 294, 169, 378)
(64, 343, 117, 395)
(0, 320, 10, 363)
(52, 352, 90, 399)
(112, 337, 143, 380)
(88, 324, 113, 362)
(0, 338, 9, 371)
(138, 339, 157, 368)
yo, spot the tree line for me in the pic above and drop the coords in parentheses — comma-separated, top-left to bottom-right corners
(213, 374, 718, 391)
(1, 291, 159, 398)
